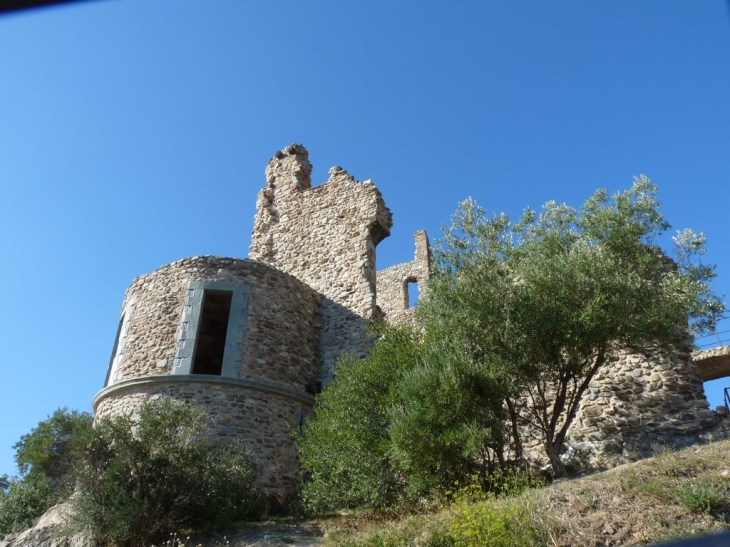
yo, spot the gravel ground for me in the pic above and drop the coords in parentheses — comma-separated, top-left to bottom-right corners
(191, 522, 324, 547)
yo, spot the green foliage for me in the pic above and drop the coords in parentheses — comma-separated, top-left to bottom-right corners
(13, 407, 93, 487)
(448, 495, 548, 547)
(0, 408, 92, 536)
(0, 477, 54, 536)
(419, 177, 724, 476)
(321, 491, 548, 547)
(388, 343, 510, 498)
(299, 324, 514, 509)
(71, 398, 261, 547)
(298, 325, 424, 510)
(677, 482, 728, 514)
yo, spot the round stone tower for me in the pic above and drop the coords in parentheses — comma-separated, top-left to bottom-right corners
(93, 144, 399, 498)
(93, 256, 321, 497)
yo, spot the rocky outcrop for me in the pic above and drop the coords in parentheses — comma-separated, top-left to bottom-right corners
(0, 503, 87, 547)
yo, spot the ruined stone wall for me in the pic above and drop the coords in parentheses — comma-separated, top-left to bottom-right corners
(377, 230, 432, 324)
(693, 345, 730, 382)
(249, 144, 393, 381)
(516, 344, 716, 472)
(95, 382, 307, 497)
(103, 256, 320, 392)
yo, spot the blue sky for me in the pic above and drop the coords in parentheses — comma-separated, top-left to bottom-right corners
(1, 0, 729, 476)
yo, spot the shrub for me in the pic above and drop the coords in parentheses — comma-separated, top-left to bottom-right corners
(13, 408, 93, 490)
(298, 324, 513, 510)
(0, 478, 54, 536)
(298, 325, 424, 510)
(71, 398, 261, 546)
(677, 482, 728, 514)
(0, 408, 92, 536)
(447, 494, 548, 547)
(388, 343, 510, 500)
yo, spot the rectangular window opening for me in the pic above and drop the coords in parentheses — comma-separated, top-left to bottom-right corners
(192, 290, 233, 376)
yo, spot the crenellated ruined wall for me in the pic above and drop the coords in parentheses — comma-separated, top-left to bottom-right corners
(377, 230, 432, 325)
(92, 144, 416, 498)
(250, 144, 393, 381)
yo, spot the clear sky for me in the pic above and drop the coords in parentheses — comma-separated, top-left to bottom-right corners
(1, 0, 729, 476)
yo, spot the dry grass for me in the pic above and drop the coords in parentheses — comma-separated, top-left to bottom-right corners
(318, 440, 730, 547)
(544, 441, 730, 546)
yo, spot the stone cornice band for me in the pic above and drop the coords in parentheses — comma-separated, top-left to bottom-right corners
(93, 375, 316, 413)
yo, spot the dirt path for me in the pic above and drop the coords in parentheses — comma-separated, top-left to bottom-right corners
(199, 522, 324, 547)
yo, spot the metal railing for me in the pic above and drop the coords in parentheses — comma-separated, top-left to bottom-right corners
(725, 387, 730, 416)
(694, 317, 730, 350)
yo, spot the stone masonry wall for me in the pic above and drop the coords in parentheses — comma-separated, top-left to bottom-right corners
(377, 230, 432, 324)
(95, 383, 307, 497)
(516, 343, 716, 473)
(104, 256, 321, 393)
(249, 144, 394, 381)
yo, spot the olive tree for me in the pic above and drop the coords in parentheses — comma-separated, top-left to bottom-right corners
(419, 177, 724, 476)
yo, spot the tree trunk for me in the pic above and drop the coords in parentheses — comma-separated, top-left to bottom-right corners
(547, 442, 566, 478)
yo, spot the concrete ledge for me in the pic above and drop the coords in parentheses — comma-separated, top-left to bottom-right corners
(693, 345, 730, 381)
(93, 375, 315, 413)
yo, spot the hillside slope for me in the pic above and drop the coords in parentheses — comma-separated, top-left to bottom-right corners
(321, 439, 730, 547)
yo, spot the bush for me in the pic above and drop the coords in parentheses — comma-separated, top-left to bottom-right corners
(71, 398, 261, 546)
(677, 482, 728, 514)
(298, 325, 515, 510)
(389, 343, 510, 499)
(447, 494, 548, 547)
(0, 408, 92, 536)
(298, 325, 424, 510)
(0, 478, 54, 536)
(13, 408, 93, 489)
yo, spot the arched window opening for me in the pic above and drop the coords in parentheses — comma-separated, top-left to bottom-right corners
(406, 277, 420, 308)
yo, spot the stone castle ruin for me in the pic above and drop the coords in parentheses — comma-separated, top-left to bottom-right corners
(93, 144, 432, 497)
(93, 144, 727, 496)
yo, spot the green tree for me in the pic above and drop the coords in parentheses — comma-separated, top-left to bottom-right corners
(419, 177, 724, 476)
(0, 408, 92, 536)
(13, 408, 93, 491)
(0, 479, 54, 536)
(71, 398, 261, 547)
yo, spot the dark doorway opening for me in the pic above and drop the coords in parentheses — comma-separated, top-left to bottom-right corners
(192, 290, 232, 375)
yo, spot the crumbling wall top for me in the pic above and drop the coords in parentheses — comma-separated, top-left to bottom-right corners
(264, 143, 313, 194)
(377, 230, 432, 324)
(250, 144, 394, 380)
